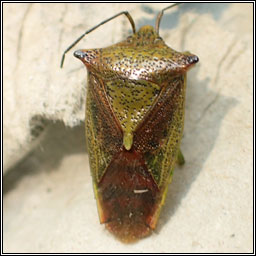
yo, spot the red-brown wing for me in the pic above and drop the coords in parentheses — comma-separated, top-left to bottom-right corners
(85, 72, 123, 183)
(133, 75, 186, 187)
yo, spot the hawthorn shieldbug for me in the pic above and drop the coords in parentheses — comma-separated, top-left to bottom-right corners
(61, 3, 199, 242)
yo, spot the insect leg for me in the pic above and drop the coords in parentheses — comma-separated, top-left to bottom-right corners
(177, 149, 185, 165)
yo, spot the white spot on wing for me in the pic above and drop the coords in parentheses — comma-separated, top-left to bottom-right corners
(133, 189, 148, 194)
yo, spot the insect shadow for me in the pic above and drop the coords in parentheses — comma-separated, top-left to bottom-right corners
(3, 120, 87, 195)
(155, 65, 238, 233)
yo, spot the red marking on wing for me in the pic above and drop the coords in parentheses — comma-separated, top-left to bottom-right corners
(98, 149, 160, 242)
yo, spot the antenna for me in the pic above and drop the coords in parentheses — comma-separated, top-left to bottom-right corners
(60, 11, 136, 68)
(155, 3, 182, 35)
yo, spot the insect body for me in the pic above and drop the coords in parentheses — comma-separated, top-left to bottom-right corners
(62, 4, 198, 242)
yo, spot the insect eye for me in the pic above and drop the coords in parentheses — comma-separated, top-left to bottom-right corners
(154, 37, 163, 43)
(126, 36, 133, 43)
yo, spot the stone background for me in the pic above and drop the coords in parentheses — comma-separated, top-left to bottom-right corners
(3, 3, 253, 253)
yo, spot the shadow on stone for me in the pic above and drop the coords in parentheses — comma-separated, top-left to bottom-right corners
(3, 121, 87, 195)
(155, 64, 238, 233)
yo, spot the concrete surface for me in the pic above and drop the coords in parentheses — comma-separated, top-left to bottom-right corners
(3, 3, 253, 253)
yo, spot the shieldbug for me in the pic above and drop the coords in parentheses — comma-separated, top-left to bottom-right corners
(61, 3, 199, 242)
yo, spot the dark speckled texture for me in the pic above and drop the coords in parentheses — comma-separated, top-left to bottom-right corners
(75, 25, 198, 242)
